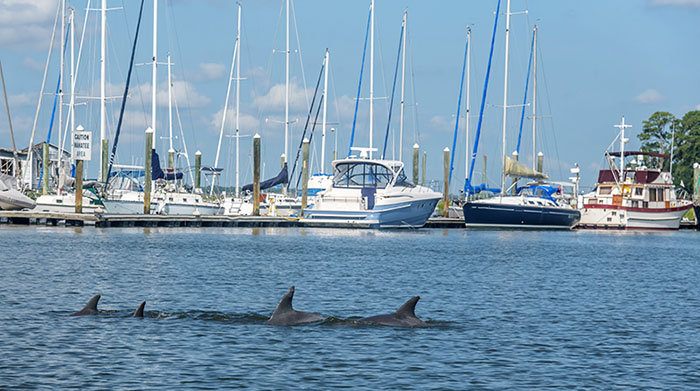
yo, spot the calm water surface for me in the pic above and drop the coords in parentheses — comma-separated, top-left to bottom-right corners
(1, 227, 700, 389)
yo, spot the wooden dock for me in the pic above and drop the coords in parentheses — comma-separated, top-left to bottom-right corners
(0, 211, 296, 228)
(0, 210, 466, 229)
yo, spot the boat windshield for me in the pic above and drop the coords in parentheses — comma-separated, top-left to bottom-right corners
(394, 168, 414, 187)
(333, 162, 396, 188)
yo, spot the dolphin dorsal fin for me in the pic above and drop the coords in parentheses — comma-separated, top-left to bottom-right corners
(395, 296, 420, 319)
(133, 301, 146, 317)
(271, 286, 296, 316)
(85, 295, 101, 311)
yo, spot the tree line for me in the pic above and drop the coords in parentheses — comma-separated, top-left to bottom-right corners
(636, 110, 700, 191)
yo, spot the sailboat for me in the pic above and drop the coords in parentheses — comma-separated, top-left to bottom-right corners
(301, 1, 441, 228)
(462, 0, 580, 229)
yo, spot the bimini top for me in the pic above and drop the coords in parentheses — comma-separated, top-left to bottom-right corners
(331, 158, 410, 189)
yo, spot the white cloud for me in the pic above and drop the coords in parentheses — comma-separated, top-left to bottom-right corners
(634, 89, 666, 104)
(95, 80, 211, 109)
(158, 80, 211, 108)
(23, 57, 44, 72)
(253, 80, 311, 112)
(0, 0, 57, 50)
(429, 115, 455, 133)
(7, 92, 34, 107)
(195, 62, 227, 82)
(210, 107, 261, 135)
(651, 0, 700, 6)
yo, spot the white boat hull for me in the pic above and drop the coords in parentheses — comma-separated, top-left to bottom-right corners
(578, 203, 692, 230)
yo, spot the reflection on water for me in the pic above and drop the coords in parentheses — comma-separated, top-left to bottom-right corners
(1, 227, 699, 389)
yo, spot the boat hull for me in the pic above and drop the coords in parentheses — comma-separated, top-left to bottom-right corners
(302, 198, 439, 228)
(463, 201, 580, 229)
(578, 203, 692, 230)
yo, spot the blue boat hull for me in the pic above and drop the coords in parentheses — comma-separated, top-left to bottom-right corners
(303, 198, 440, 228)
(463, 201, 580, 229)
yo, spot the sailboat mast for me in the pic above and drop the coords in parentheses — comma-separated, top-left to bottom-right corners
(321, 48, 329, 172)
(399, 11, 407, 162)
(70, 8, 75, 161)
(284, 0, 290, 169)
(100, 0, 107, 180)
(211, 5, 239, 196)
(531, 24, 537, 170)
(151, 0, 158, 150)
(167, 53, 173, 169)
(235, 3, 241, 197)
(500, 0, 511, 194)
(58, 0, 65, 192)
(369, 0, 374, 159)
(465, 27, 471, 182)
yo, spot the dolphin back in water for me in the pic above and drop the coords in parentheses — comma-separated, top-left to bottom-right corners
(358, 296, 425, 327)
(70, 295, 101, 316)
(266, 286, 325, 326)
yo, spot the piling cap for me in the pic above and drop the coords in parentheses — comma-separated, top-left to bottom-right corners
(76, 125, 84, 131)
(512, 150, 518, 156)
(195, 150, 201, 156)
(254, 133, 261, 139)
(146, 127, 154, 134)
(537, 152, 544, 156)
(443, 147, 450, 152)
(694, 162, 699, 169)
(303, 138, 310, 143)
(413, 143, 420, 149)
(168, 148, 175, 153)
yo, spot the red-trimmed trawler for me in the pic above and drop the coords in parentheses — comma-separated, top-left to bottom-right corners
(578, 117, 692, 230)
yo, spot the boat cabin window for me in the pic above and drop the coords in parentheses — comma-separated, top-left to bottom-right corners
(657, 188, 664, 201)
(333, 162, 395, 188)
(393, 168, 414, 187)
(599, 186, 612, 195)
(649, 188, 657, 202)
(635, 188, 643, 196)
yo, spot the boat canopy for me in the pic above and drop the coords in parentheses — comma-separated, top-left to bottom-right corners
(608, 151, 670, 159)
(332, 160, 408, 189)
(504, 155, 548, 179)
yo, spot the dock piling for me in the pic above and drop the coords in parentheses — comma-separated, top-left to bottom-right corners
(195, 150, 201, 189)
(443, 147, 450, 217)
(301, 138, 310, 213)
(144, 128, 153, 214)
(253, 134, 261, 216)
(75, 159, 83, 213)
(422, 151, 427, 186)
(42, 142, 49, 195)
(413, 143, 419, 184)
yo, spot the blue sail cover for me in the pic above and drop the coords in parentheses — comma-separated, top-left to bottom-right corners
(152, 150, 183, 180)
(242, 163, 288, 192)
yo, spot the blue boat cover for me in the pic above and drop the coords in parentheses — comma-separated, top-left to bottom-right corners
(242, 163, 288, 193)
(152, 150, 183, 180)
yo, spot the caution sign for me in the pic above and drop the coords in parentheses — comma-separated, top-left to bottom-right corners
(72, 129, 92, 161)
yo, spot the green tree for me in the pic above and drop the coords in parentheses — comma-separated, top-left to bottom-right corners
(637, 111, 679, 170)
(672, 110, 700, 191)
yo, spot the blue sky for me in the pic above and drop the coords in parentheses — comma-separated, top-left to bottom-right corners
(1, 0, 699, 191)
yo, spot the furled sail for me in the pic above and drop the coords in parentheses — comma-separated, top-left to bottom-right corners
(504, 155, 548, 179)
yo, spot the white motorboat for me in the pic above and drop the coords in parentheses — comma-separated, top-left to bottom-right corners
(578, 117, 692, 230)
(301, 157, 441, 228)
